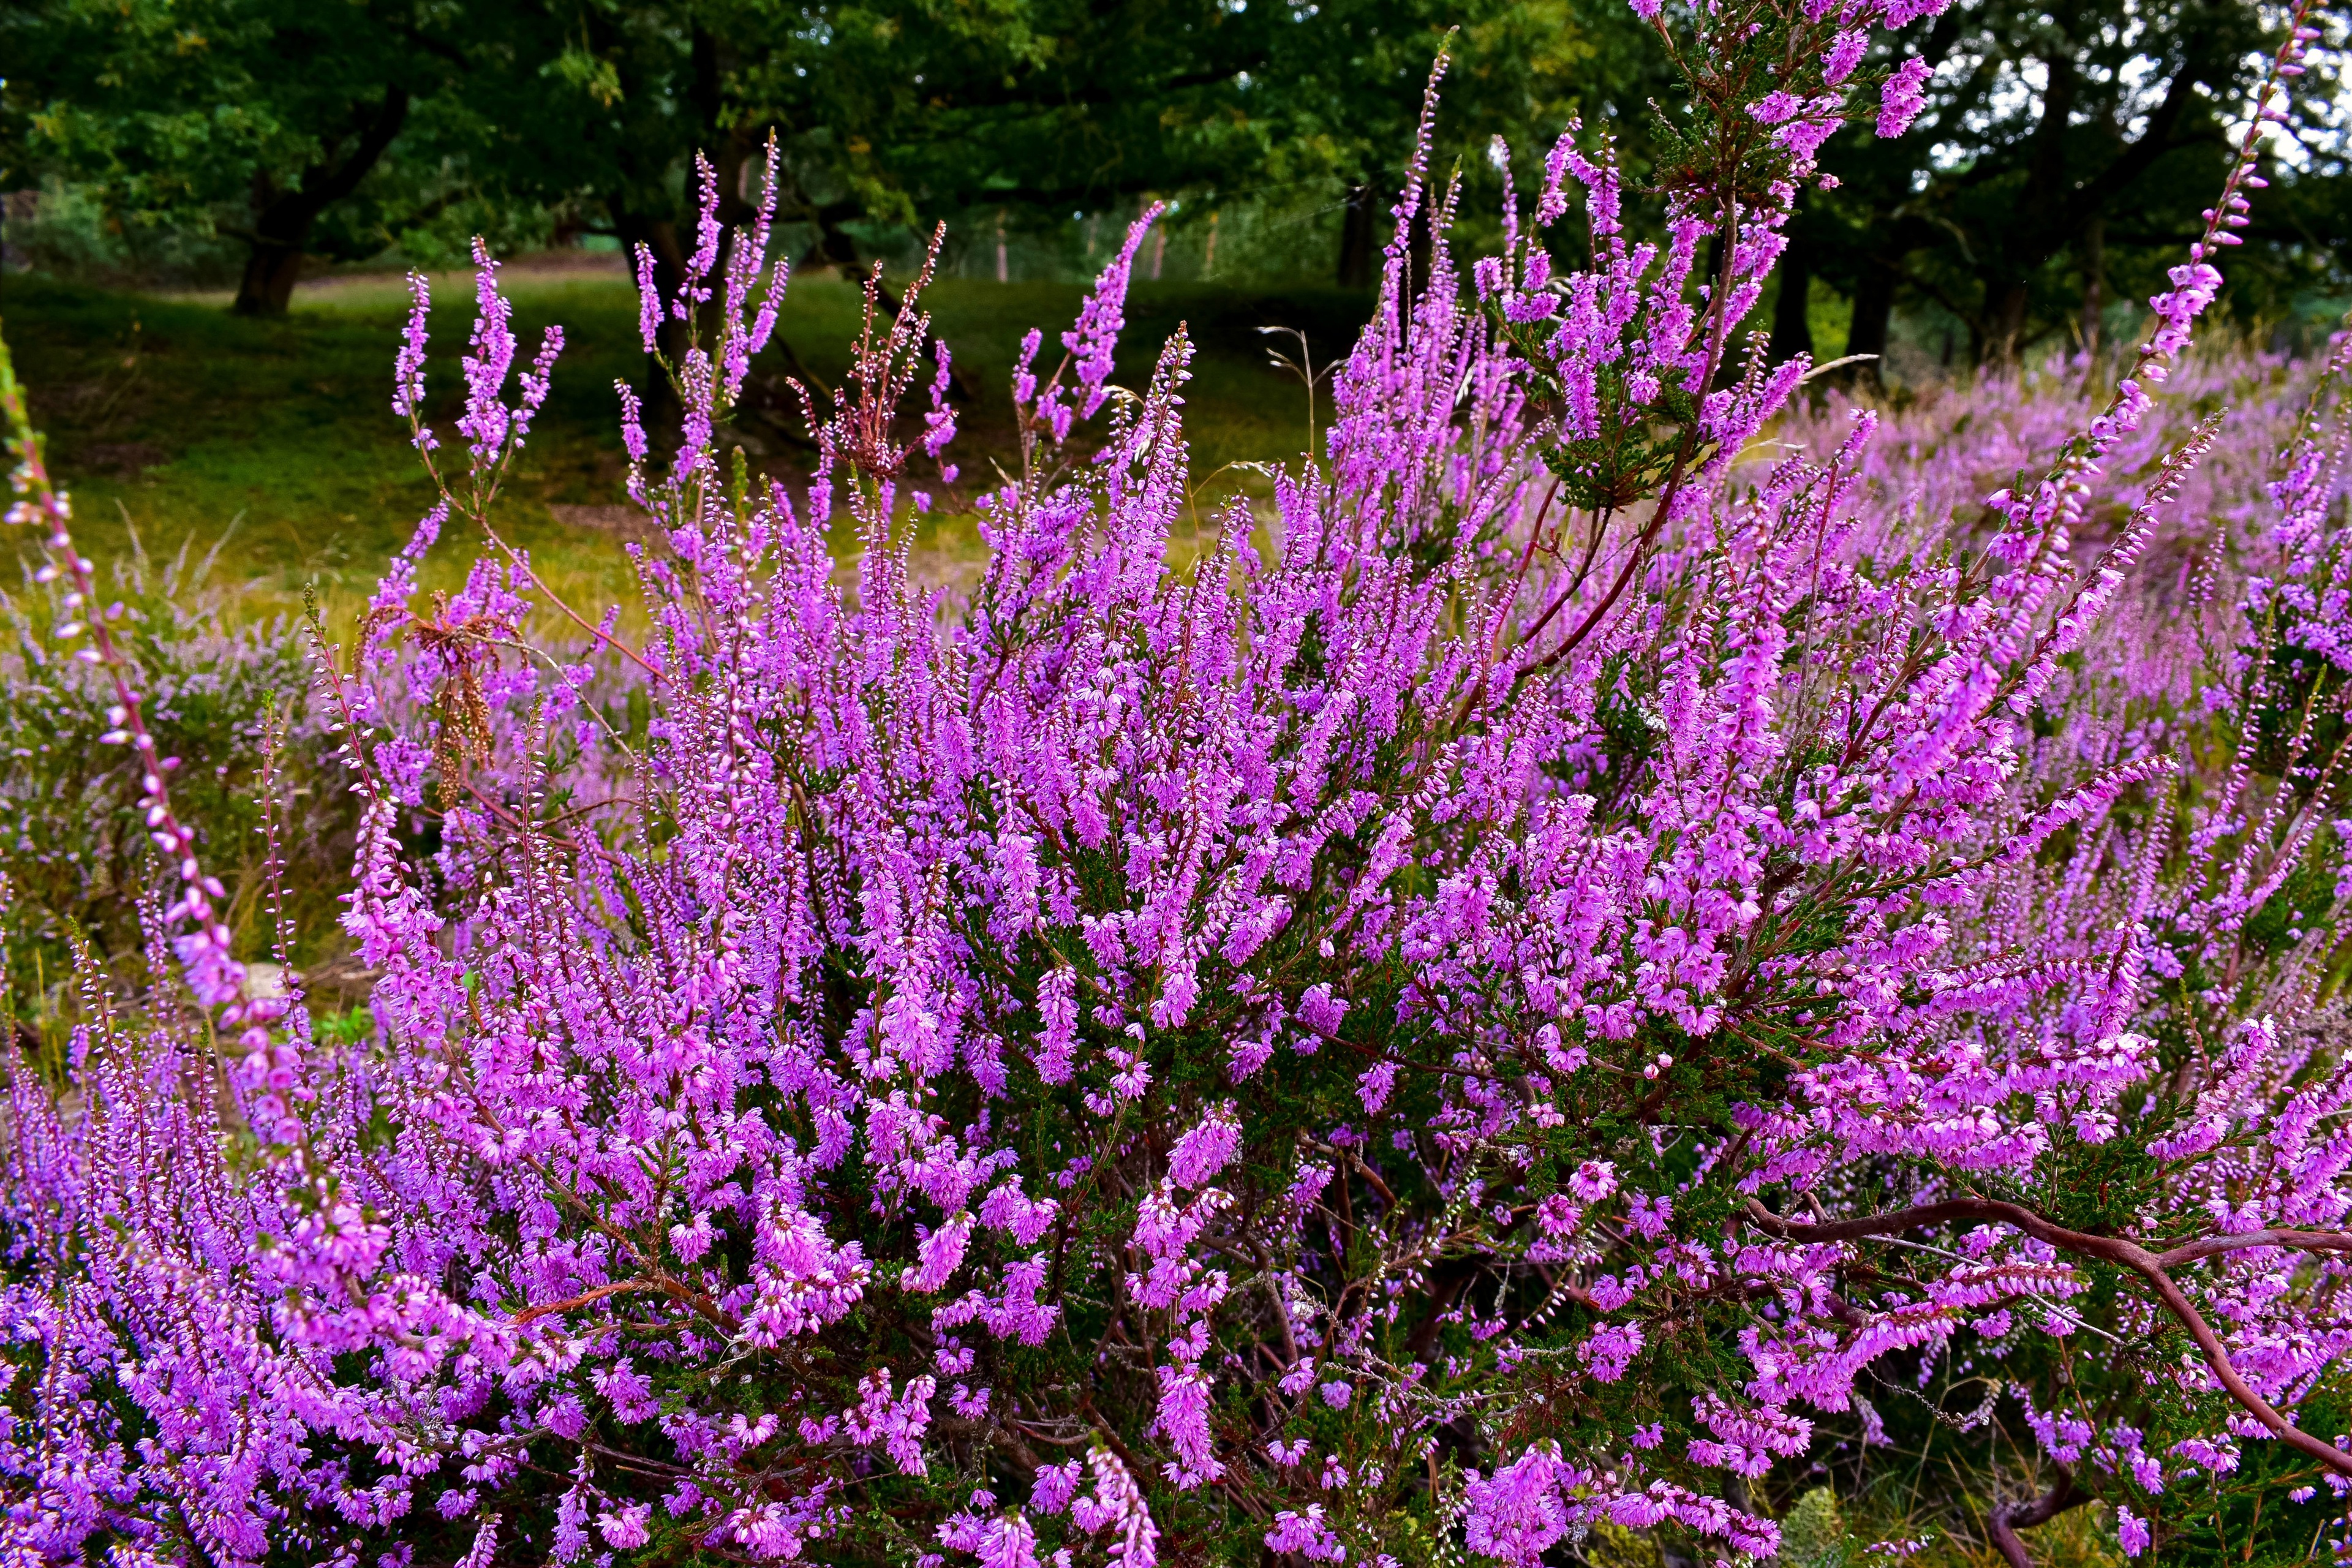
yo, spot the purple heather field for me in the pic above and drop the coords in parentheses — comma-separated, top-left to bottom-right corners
(2, 1, 2351, 1565)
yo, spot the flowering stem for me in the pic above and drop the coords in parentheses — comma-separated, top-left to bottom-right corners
(0, 329, 242, 1007)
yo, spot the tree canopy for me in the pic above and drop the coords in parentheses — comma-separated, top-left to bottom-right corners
(2, 0, 2345, 353)
(1784, 0, 2351, 370)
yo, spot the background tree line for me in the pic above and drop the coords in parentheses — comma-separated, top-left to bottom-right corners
(2, 0, 2348, 367)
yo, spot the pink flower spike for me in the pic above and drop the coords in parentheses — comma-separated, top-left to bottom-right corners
(635, 244, 662, 352)
(1877, 56, 1932, 138)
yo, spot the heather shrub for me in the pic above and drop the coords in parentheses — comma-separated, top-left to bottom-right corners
(1777, 345, 2314, 605)
(2, 1, 2348, 1566)
(0, 540, 351, 1052)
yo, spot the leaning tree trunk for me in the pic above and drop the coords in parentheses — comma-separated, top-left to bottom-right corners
(805, 202, 898, 307)
(2079, 213, 2106, 355)
(1406, 198, 1434, 303)
(1843, 260, 1896, 391)
(230, 86, 409, 318)
(1336, 183, 1380, 290)
(1770, 235, 1815, 364)
(233, 215, 311, 318)
(1983, 276, 2031, 367)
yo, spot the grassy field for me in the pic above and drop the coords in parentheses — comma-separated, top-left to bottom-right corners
(0, 262, 1375, 624)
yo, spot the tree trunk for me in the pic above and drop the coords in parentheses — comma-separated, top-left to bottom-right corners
(1844, 259, 1896, 391)
(232, 221, 311, 318)
(230, 86, 409, 317)
(1407, 197, 1434, 302)
(1770, 237, 1815, 364)
(2079, 213, 2106, 355)
(1698, 232, 1737, 387)
(1336, 184, 1379, 290)
(803, 205, 902, 314)
(1984, 277, 2030, 366)
(805, 211, 862, 283)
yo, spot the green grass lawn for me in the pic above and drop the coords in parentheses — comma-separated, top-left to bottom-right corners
(0, 264, 1373, 624)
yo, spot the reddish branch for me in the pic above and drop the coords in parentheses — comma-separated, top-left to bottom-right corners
(511, 1278, 664, 1325)
(2154, 1229, 2352, 1267)
(1988, 1469, 2086, 1568)
(1745, 1198, 2352, 1479)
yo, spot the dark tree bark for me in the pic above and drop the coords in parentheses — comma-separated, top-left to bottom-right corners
(800, 201, 903, 316)
(601, 24, 773, 448)
(690, 23, 769, 292)
(2079, 212, 2106, 353)
(1407, 197, 1434, 303)
(1771, 235, 1817, 364)
(1843, 258, 1897, 390)
(1981, 45, 2081, 364)
(231, 86, 410, 317)
(1981, 279, 2031, 364)
(1336, 183, 1380, 290)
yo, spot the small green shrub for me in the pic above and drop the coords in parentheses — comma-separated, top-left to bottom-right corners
(0, 533, 353, 1048)
(1784, 1488, 1850, 1568)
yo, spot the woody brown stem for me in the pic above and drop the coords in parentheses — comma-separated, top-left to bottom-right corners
(1988, 1468, 2085, 1568)
(1746, 1198, 2352, 1479)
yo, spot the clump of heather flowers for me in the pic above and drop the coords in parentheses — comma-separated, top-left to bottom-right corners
(4, 1, 2349, 1565)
